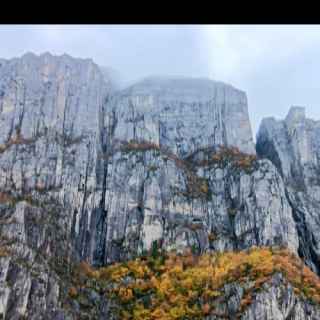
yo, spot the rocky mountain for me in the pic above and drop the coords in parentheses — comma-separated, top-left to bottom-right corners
(257, 106, 320, 274)
(0, 52, 110, 319)
(0, 52, 319, 319)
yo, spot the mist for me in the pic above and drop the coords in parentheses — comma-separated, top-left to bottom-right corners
(1, 24, 320, 136)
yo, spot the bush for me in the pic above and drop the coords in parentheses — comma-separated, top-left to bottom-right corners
(0, 247, 10, 258)
(68, 246, 320, 319)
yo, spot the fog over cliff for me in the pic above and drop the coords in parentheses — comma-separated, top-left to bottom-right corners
(1, 25, 320, 135)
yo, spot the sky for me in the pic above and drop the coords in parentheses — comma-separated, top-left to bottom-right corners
(1, 24, 320, 136)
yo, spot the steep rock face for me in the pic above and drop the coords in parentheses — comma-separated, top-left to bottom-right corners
(87, 77, 299, 265)
(0, 54, 310, 319)
(257, 107, 320, 273)
(240, 274, 320, 320)
(99, 145, 299, 263)
(109, 76, 256, 155)
(206, 274, 320, 320)
(0, 52, 110, 319)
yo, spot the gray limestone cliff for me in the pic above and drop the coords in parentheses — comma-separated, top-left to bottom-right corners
(257, 107, 320, 274)
(0, 53, 318, 319)
(111, 76, 256, 155)
(89, 76, 297, 266)
(0, 52, 110, 319)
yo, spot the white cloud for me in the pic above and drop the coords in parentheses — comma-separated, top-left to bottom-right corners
(201, 25, 320, 85)
(200, 25, 320, 136)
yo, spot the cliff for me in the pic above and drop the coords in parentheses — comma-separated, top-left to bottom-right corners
(0, 53, 319, 319)
(257, 107, 320, 274)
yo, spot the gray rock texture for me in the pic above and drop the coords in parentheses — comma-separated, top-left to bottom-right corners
(257, 106, 320, 274)
(0, 52, 110, 319)
(240, 274, 320, 320)
(0, 53, 318, 319)
(205, 273, 320, 320)
(111, 76, 256, 155)
(90, 76, 297, 265)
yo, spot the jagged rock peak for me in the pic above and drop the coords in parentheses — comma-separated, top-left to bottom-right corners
(17, 51, 95, 65)
(257, 106, 320, 172)
(257, 107, 320, 274)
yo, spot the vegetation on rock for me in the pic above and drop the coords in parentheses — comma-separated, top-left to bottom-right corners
(0, 246, 10, 257)
(118, 140, 257, 201)
(69, 246, 320, 319)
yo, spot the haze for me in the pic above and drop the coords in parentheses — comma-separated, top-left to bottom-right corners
(1, 24, 320, 136)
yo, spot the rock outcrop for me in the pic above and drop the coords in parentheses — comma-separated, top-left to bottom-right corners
(111, 76, 256, 155)
(240, 274, 320, 320)
(257, 106, 320, 274)
(0, 53, 319, 319)
(0, 52, 110, 319)
(89, 76, 298, 265)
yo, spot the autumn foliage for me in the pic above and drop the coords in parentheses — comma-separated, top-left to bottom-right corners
(192, 145, 257, 172)
(70, 247, 320, 319)
(0, 246, 10, 258)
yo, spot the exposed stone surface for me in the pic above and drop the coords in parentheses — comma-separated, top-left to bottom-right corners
(110, 76, 256, 155)
(0, 53, 318, 319)
(0, 52, 110, 319)
(208, 274, 320, 320)
(257, 106, 320, 274)
(240, 274, 320, 320)
(89, 76, 297, 266)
